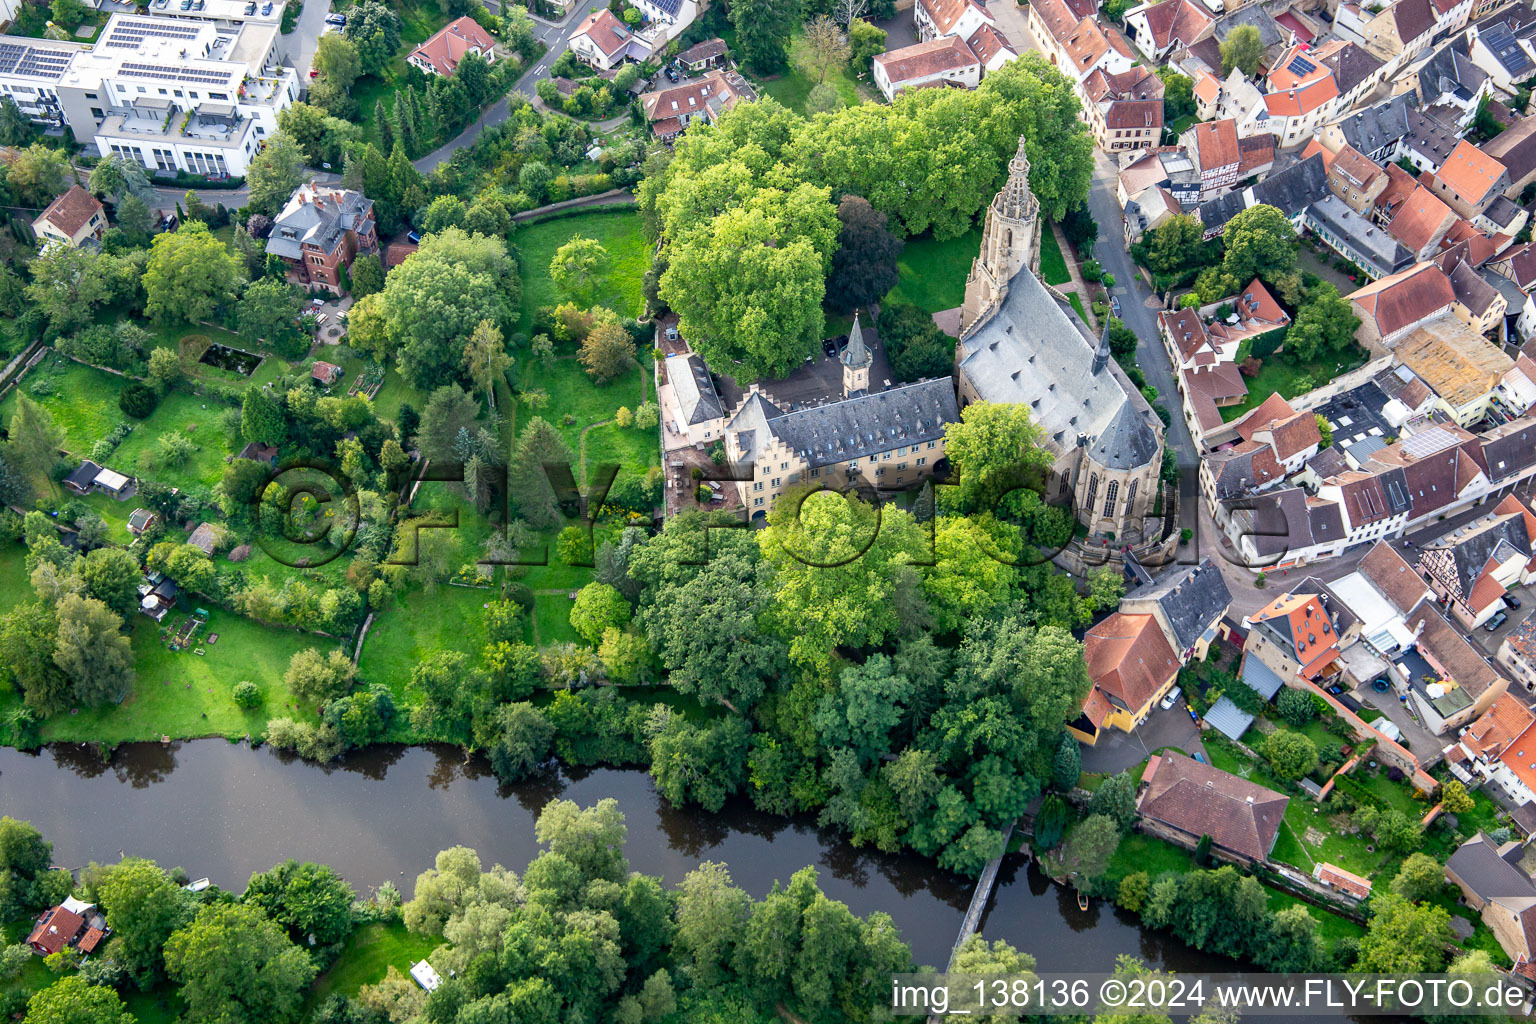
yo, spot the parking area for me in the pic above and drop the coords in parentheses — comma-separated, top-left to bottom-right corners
(1080, 700, 1205, 776)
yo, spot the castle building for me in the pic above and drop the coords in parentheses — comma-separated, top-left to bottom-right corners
(955, 137, 1165, 539)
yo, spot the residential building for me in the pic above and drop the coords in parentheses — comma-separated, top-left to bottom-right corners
(1179, 118, 1244, 200)
(1082, 65, 1163, 152)
(1348, 261, 1459, 345)
(955, 140, 1164, 538)
(1306, 194, 1416, 282)
(1399, 105, 1461, 172)
(1118, 557, 1233, 661)
(408, 16, 497, 76)
(1344, 0, 1441, 75)
(915, 0, 998, 45)
(1465, 7, 1536, 92)
(1419, 494, 1536, 627)
(1445, 833, 1536, 964)
(640, 69, 755, 140)
(1499, 617, 1536, 695)
(1260, 41, 1387, 148)
(568, 9, 642, 71)
(1124, 0, 1213, 61)
(1415, 41, 1492, 128)
(64, 460, 132, 499)
(1028, 0, 1136, 92)
(1242, 591, 1342, 682)
(54, 14, 298, 176)
(1320, 92, 1416, 164)
(1137, 751, 1289, 864)
(1441, 253, 1509, 336)
(1451, 696, 1536, 801)
(27, 898, 106, 958)
(1428, 139, 1510, 217)
(1400, 603, 1510, 732)
(1323, 143, 1389, 214)
(0, 38, 87, 131)
(629, 0, 696, 34)
(126, 508, 158, 536)
(872, 37, 981, 100)
(1069, 611, 1182, 744)
(1383, 184, 1456, 260)
(658, 351, 725, 450)
(264, 182, 377, 292)
(32, 185, 104, 249)
(675, 37, 727, 71)
(1195, 150, 1329, 237)
(1482, 115, 1536, 202)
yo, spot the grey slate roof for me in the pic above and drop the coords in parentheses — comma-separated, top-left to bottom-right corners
(1335, 93, 1415, 161)
(64, 460, 101, 490)
(266, 185, 376, 261)
(1482, 417, 1536, 482)
(666, 353, 724, 425)
(1483, 195, 1524, 232)
(1204, 696, 1254, 740)
(1125, 557, 1232, 653)
(1424, 513, 1532, 598)
(1420, 42, 1489, 106)
(1196, 189, 1249, 235)
(958, 266, 1160, 470)
(1403, 106, 1459, 167)
(1236, 486, 1313, 557)
(1447, 832, 1536, 902)
(1322, 40, 1385, 95)
(1475, 19, 1535, 79)
(1307, 445, 1350, 478)
(727, 379, 959, 470)
(1309, 500, 1346, 547)
(1307, 194, 1414, 277)
(1251, 153, 1330, 217)
(1240, 653, 1286, 699)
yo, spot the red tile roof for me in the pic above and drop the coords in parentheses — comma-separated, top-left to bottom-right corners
(35, 185, 102, 238)
(1387, 185, 1453, 253)
(27, 907, 83, 956)
(1436, 140, 1508, 207)
(1348, 262, 1457, 338)
(874, 36, 979, 84)
(571, 8, 628, 58)
(1189, 118, 1240, 172)
(1140, 751, 1289, 862)
(1315, 862, 1372, 898)
(409, 16, 495, 76)
(1463, 695, 1536, 759)
(1084, 612, 1181, 713)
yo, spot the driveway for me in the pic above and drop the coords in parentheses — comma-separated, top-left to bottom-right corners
(414, 0, 608, 171)
(287, 0, 336, 80)
(1081, 701, 1204, 775)
(872, 9, 919, 50)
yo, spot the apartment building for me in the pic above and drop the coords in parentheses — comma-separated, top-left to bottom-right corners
(52, 14, 297, 176)
(0, 38, 87, 131)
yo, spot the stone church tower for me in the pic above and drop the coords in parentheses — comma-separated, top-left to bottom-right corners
(842, 310, 872, 397)
(960, 136, 1042, 336)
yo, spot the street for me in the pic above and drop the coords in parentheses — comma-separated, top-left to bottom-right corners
(412, 0, 608, 171)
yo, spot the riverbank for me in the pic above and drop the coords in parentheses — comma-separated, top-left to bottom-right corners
(0, 739, 1227, 974)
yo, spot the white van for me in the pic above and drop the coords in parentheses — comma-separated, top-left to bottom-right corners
(1160, 686, 1183, 710)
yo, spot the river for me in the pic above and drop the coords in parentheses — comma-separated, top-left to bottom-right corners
(0, 740, 1229, 972)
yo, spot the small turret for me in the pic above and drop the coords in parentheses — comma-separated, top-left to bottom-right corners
(842, 310, 872, 397)
(1092, 314, 1113, 376)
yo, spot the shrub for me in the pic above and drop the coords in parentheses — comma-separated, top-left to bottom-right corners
(232, 681, 262, 709)
(119, 381, 159, 418)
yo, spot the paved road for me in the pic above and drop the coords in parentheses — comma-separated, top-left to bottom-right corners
(412, 0, 607, 171)
(288, 0, 336, 81)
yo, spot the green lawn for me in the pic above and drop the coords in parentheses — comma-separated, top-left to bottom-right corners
(0, 542, 32, 609)
(0, 601, 323, 745)
(885, 227, 982, 315)
(1263, 887, 1365, 951)
(513, 209, 650, 335)
(0, 355, 128, 458)
(371, 366, 428, 427)
(111, 391, 237, 491)
(1066, 292, 1088, 326)
(756, 32, 868, 113)
(1040, 225, 1072, 287)
(1221, 348, 1368, 422)
(1104, 832, 1193, 883)
(516, 357, 646, 484)
(357, 584, 492, 693)
(307, 921, 440, 1010)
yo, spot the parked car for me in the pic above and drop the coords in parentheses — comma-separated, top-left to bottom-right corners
(1486, 611, 1510, 632)
(407, 230, 421, 244)
(325, 12, 346, 25)
(1192, 752, 1207, 764)
(261, 1, 272, 12)
(1159, 685, 1182, 710)
(1509, 594, 1523, 610)
(309, 69, 319, 77)
(1110, 296, 1121, 317)
(244, 1, 256, 12)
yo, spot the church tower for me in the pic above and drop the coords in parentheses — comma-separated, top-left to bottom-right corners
(960, 136, 1042, 337)
(842, 310, 872, 397)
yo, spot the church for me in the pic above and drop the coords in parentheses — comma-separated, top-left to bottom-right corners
(952, 137, 1165, 540)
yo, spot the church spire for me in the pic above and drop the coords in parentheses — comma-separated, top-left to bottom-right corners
(1092, 314, 1113, 375)
(996, 136, 1039, 222)
(842, 310, 872, 397)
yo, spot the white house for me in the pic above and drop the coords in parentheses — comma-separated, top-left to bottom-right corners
(872, 36, 981, 100)
(568, 8, 641, 71)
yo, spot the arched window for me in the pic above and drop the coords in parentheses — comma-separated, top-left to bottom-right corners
(1005, 228, 1014, 250)
(1103, 480, 1119, 518)
(1125, 480, 1138, 517)
(1085, 474, 1099, 517)
(1060, 474, 1070, 495)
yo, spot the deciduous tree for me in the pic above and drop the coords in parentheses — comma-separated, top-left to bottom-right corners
(143, 221, 242, 325)
(164, 903, 318, 1024)
(827, 195, 902, 312)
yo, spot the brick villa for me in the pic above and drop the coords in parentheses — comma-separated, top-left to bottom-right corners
(265, 182, 378, 292)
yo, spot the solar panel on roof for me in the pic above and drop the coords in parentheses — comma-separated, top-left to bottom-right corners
(118, 61, 230, 85)
(1287, 54, 1316, 75)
